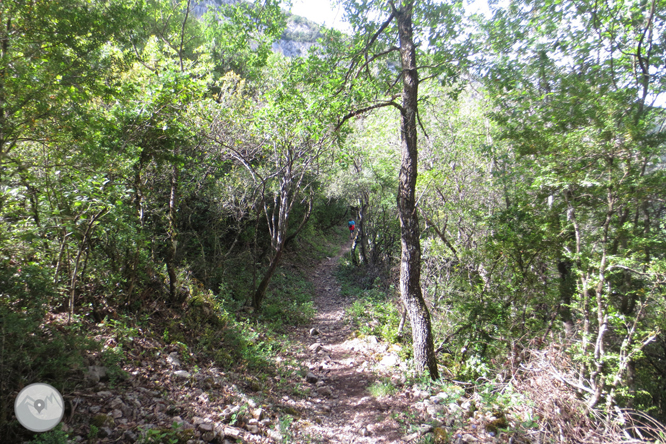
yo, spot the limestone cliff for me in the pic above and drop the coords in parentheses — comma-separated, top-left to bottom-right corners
(192, 1, 322, 58)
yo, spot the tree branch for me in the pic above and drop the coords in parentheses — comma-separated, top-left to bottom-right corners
(334, 97, 403, 131)
(355, 46, 400, 79)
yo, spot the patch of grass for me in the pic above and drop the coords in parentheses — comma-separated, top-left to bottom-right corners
(99, 345, 129, 387)
(278, 414, 294, 442)
(346, 294, 402, 344)
(137, 422, 190, 444)
(368, 379, 397, 397)
(336, 256, 404, 344)
(28, 424, 69, 444)
(260, 268, 316, 330)
(415, 435, 435, 444)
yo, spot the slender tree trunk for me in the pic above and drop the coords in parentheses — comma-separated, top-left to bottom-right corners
(252, 247, 283, 310)
(557, 260, 575, 337)
(69, 207, 107, 322)
(252, 176, 313, 311)
(358, 196, 368, 265)
(0, 15, 10, 207)
(395, 2, 439, 379)
(351, 236, 359, 265)
(166, 161, 179, 300)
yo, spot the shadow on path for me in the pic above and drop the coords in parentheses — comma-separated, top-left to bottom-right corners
(287, 239, 414, 443)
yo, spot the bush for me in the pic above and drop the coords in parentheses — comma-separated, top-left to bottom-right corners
(0, 264, 87, 441)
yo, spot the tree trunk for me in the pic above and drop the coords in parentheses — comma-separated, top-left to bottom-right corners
(166, 161, 179, 300)
(0, 15, 10, 207)
(395, 2, 439, 379)
(252, 184, 313, 311)
(557, 260, 575, 337)
(358, 197, 368, 265)
(252, 247, 283, 310)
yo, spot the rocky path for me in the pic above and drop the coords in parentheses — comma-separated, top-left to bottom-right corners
(51, 237, 437, 444)
(284, 240, 415, 443)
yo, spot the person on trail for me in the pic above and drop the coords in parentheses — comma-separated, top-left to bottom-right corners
(348, 219, 356, 239)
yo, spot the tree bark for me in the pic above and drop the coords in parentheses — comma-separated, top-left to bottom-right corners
(557, 260, 575, 337)
(358, 196, 368, 265)
(252, 247, 283, 310)
(394, 1, 439, 379)
(166, 161, 179, 300)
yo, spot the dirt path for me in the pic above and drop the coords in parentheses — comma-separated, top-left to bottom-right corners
(285, 240, 415, 443)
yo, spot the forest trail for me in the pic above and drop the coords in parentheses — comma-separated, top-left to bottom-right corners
(283, 239, 415, 443)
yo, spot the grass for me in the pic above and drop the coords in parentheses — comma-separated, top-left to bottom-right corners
(368, 379, 398, 397)
(336, 258, 404, 345)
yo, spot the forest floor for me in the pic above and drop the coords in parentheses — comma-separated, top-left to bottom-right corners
(29, 232, 510, 444)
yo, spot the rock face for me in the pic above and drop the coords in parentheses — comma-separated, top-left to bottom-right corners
(192, 0, 237, 18)
(192, 1, 322, 58)
(271, 38, 316, 58)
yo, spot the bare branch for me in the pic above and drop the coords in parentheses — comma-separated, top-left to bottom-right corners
(355, 46, 400, 79)
(335, 97, 402, 131)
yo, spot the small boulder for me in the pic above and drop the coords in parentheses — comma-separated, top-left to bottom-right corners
(201, 431, 216, 442)
(173, 370, 191, 379)
(198, 423, 214, 432)
(166, 352, 181, 368)
(379, 354, 400, 367)
(86, 366, 108, 385)
(267, 429, 283, 441)
(91, 414, 114, 428)
(427, 404, 447, 417)
(317, 387, 333, 397)
(110, 397, 125, 409)
(99, 427, 113, 438)
(305, 372, 318, 383)
(418, 424, 434, 433)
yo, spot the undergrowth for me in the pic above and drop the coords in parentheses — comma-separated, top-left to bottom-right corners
(336, 258, 404, 345)
(1, 227, 341, 441)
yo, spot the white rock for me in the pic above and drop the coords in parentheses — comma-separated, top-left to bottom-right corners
(173, 370, 191, 379)
(267, 429, 283, 441)
(379, 354, 400, 367)
(198, 423, 214, 432)
(167, 352, 181, 368)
